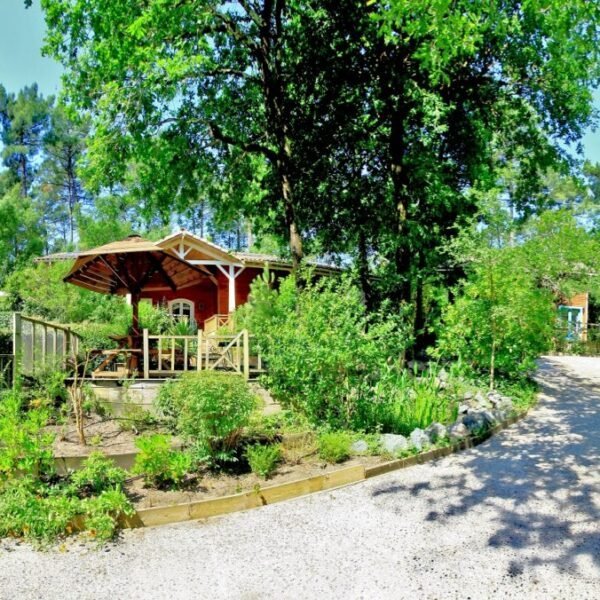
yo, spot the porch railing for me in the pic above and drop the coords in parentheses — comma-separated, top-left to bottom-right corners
(142, 328, 261, 380)
(204, 314, 234, 335)
(13, 313, 80, 379)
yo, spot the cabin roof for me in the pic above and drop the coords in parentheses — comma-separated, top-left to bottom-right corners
(35, 230, 341, 273)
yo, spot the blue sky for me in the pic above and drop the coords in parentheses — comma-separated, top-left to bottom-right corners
(1, 0, 599, 163)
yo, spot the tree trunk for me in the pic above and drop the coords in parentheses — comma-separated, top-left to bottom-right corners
(389, 104, 412, 303)
(357, 228, 373, 311)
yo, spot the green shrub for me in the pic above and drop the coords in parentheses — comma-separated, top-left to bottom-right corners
(132, 434, 191, 488)
(238, 274, 412, 430)
(245, 443, 281, 479)
(154, 378, 178, 431)
(69, 452, 127, 496)
(0, 391, 54, 482)
(365, 366, 458, 435)
(318, 432, 352, 463)
(80, 488, 134, 541)
(167, 371, 256, 465)
(0, 476, 133, 544)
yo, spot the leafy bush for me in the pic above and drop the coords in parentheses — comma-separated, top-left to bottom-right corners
(154, 378, 178, 431)
(238, 273, 411, 430)
(0, 478, 80, 543)
(0, 476, 133, 544)
(166, 371, 256, 465)
(318, 432, 352, 463)
(365, 366, 458, 435)
(69, 452, 127, 496)
(132, 434, 191, 488)
(245, 443, 281, 479)
(0, 391, 54, 482)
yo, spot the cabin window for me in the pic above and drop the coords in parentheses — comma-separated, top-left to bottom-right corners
(558, 305, 583, 340)
(168, 299, 194, 323)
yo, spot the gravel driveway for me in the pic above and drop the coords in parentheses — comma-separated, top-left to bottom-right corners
(1, 356, 599, 600)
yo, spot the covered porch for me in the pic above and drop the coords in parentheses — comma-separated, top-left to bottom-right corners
(91, 326, 263, 381)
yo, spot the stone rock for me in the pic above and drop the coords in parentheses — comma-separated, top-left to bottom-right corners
(350, 440, 369, 454)
(496, 396, 514, 413)
(458, 403, 470, 415)
(463, 391, 474, 401)
(474, 391, 487, 407)
(462, 411, 487, 434)
(425, 422, 448, 443)
(407, 360, 426, 373)
(447, 422, 469, 441)
(410, 428, 431, 451)
(487, 391, 502, 406)
(493, 409, 509, 422)
(380, 433, 409, 455)
(437, 368, 449, 382)
(480, 410, 497, 427)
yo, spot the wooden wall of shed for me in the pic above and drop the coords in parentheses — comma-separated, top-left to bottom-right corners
(141, 279, 218, 328)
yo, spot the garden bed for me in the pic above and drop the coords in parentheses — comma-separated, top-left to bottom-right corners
(47, 416, 139, 457)
(127, 454, 385, 510)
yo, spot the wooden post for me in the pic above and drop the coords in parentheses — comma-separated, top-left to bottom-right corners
(228, 265, 236, 313)
(183, 338, 189, 371)
(170, 337, 175, 372)
(12, 312, 21, 384)
(131, 292, 140, 338)
(158, 337, 162, 372)
(205, 333, 210, 370)
(243, 329, 250, 380)
(31, 321, 36, 375)
(42, 324, 47, 368)
(197, 330, 202, 371)
(143, 329, 150, 379)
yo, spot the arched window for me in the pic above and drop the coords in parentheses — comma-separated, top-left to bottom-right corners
(168, 299, 194, 323)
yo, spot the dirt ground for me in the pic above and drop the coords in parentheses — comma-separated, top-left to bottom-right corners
(47, 416, 147, 457)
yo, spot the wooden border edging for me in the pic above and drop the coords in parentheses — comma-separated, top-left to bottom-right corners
(127, 410, 529, 530)
(54, 452, 139, 475)
(136, 464, 366, 527)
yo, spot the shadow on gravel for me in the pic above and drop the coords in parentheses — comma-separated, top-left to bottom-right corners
(370, 357, 600, 576)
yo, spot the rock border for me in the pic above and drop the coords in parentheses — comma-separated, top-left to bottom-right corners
(117, 409, 527, 530)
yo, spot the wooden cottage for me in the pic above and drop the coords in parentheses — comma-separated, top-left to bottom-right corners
(40, 230, 338, 334)
(36, 231, 339, 383)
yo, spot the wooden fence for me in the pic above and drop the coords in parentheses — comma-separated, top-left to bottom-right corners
(12, 313, 80, 379)
(142, 328, 261, 380)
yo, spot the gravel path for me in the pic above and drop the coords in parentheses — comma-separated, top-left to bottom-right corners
(1, 356, 599, 600)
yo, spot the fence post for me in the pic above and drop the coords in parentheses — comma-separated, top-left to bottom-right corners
(243, 329, 249, 380)
(12, 312, 21, 384)
(42, 324, 47, 368)
(197, 329, 203, 371)
(143, 329, 150, 379)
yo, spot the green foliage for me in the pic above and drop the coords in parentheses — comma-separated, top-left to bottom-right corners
(366, 367, 458, 435)
(132, 434, 191, 489)
(245, 443, 282, 479)
(166, 372, 256, 466)
(154, 378, 178, 431)
(0, 476, 133, 544)
(434, 209, 595, 384)
(0, 391, 54, 482)
(240, 273, 411, 430)
(318, 432, 352, 464)
(69, 452, 127, 496)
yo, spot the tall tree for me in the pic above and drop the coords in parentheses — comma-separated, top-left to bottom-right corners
(39, 105, 90, 245)
(0, 83, 52, 197)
